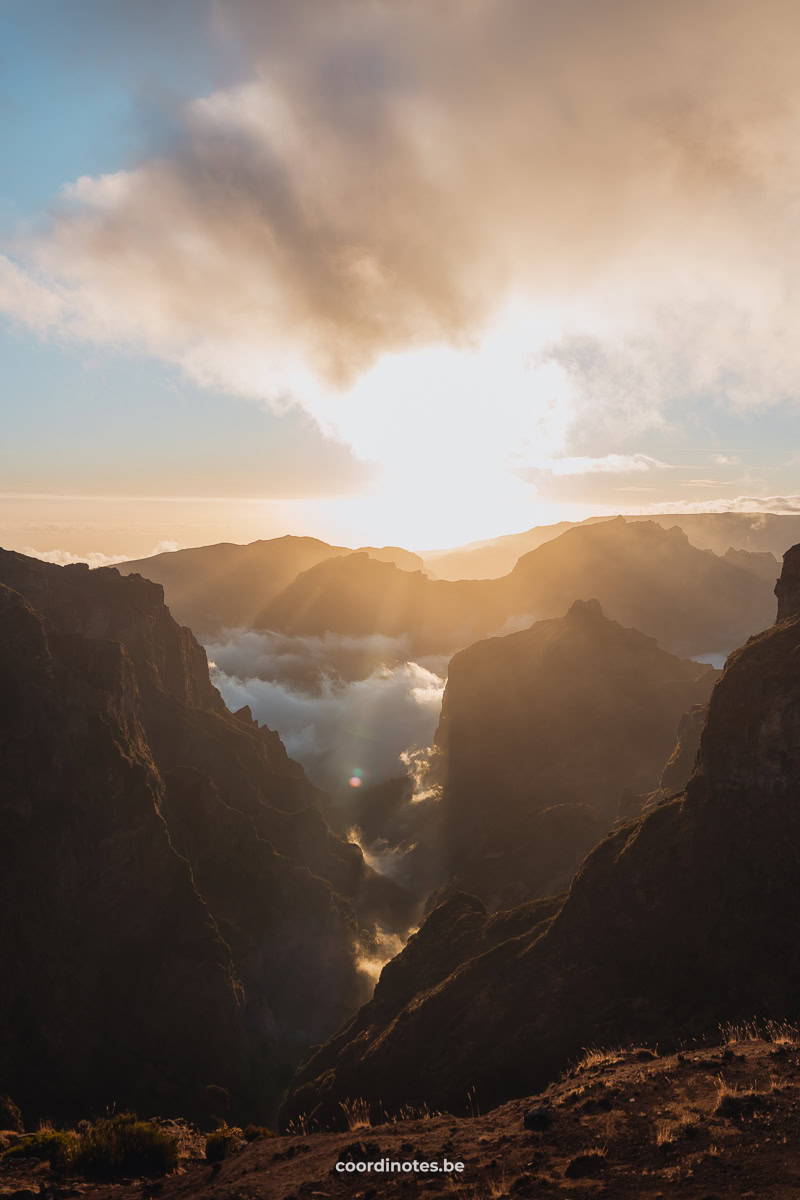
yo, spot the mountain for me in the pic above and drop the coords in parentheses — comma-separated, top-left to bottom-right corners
(424, 512, 800, 580)
(118, 537, 424, 637)
(282, 542, 800, 1128)
(0, 550, 408, 1126)
(435, 598, 718, 907)
(505, 517, 774, 656)
(262, 519, 775, 657)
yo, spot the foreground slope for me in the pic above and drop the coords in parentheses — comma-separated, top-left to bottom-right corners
(284, 544, 800, 1126)
(0, 550, 401, 1124)
(7, 1037, 800, 1199)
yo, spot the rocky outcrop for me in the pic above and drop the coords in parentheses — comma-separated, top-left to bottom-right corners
(0, 551, 402, 1126)
(618, 701, 709, 821)
(261, 519, 775, 657)
(283, 544, 800, 1128)
(775, 542, 800, 623)
(435, 599, 717, 907)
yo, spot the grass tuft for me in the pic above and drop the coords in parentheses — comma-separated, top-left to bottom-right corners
(74, 1113, 178, 1177)
(204, 1124, 242, 1162)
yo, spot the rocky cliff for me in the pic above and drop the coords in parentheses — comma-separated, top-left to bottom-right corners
(435, 599, 717, 907)
(283, 542, 800, 1128)
(0, 550, 404, 1126)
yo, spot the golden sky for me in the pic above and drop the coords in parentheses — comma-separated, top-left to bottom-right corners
(2, 0, 800, 555)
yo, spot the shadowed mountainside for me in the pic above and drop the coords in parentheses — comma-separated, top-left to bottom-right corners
(424, 511, 800, 580)
(262, 518, 775, 657)
(0, 550, 409, 1126)
(434, 598, 718, 908)
(282, 543, 800, 1128)
(119, 537, 425, 637)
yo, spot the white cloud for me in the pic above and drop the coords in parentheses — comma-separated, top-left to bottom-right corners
(533, 454, 669, 477)
(640, 494, 800, 515)
(4, 0, 800, 528)
(207, 633, 444, 793)
(21, 541, 179, 568)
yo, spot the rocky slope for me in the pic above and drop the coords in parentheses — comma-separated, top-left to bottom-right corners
(119, 537, 425, 637)
(261, 519, 774, 657)
(282, 543, 800, 1128)
(0, 550, 407, 1127)
(434, 599, 717, 907)
(6, 1036, 800, 1199)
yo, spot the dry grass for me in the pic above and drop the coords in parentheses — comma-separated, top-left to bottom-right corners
(655, 1116, 700, 1146)
(719, 1019, 800, 1046)
(338, 1098, 372, 1131)
(575, 1047, 626, 1070)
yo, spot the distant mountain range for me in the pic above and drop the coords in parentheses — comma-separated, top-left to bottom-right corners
(423, 511, 800, 579)
(260, 518, 776, 657)
(119, 537, 425, 637)
(118, 515, 782, 658)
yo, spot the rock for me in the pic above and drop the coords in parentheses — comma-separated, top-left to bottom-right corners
(0, 1094, 23, 1132)
(281, 544, 800, 1127)
(775, 543, 800, 622)
(522, 1106, 551, 1131)
(564, 1151, 606, 1178)
(435, 600, 717, 905)
(0, 551, 397, 1125)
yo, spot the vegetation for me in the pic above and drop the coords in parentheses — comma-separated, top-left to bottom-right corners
(2, 1127, 77, 1169)
(205, 1124, 242, 1162)
(243, 1123, 275, 1142)
(73, 1112, 178, 1177)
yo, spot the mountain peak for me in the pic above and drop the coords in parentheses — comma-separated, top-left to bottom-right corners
(566, 597, 604, 620)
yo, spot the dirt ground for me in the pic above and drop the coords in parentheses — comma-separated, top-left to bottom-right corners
(4, 1036, 800, 1199)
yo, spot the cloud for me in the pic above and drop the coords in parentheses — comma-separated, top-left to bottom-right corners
(207, 630, 444, 792)
(5, 0, 800, 508)
(21, 541, 179, 568)
(531, 454, 669, 477)
(640, 495, 800, 515)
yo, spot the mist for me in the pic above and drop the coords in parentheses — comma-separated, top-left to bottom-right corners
(207, 629, 444, 796)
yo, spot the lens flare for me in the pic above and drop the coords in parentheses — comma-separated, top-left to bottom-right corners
(348, 775, 362, 788)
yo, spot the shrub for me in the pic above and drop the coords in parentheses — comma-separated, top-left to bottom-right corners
(243, 1123, 274, 1142)
(2, 1128, 77, 1169)
(74, 1112, 178, 1177)
(205, 1125, 242, 1162)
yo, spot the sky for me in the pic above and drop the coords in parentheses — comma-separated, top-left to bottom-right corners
(2, 0, 800, 558)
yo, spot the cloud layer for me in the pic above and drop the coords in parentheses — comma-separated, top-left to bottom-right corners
(4, 0, 800, 527)
(207, 630, 444, 793)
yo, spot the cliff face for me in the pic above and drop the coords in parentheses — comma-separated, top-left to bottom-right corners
(283, 544, 800, 1129)
(0, 551, 398, 1125)
(435, 599, 717, 907)
(775, 542, 800, 624)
